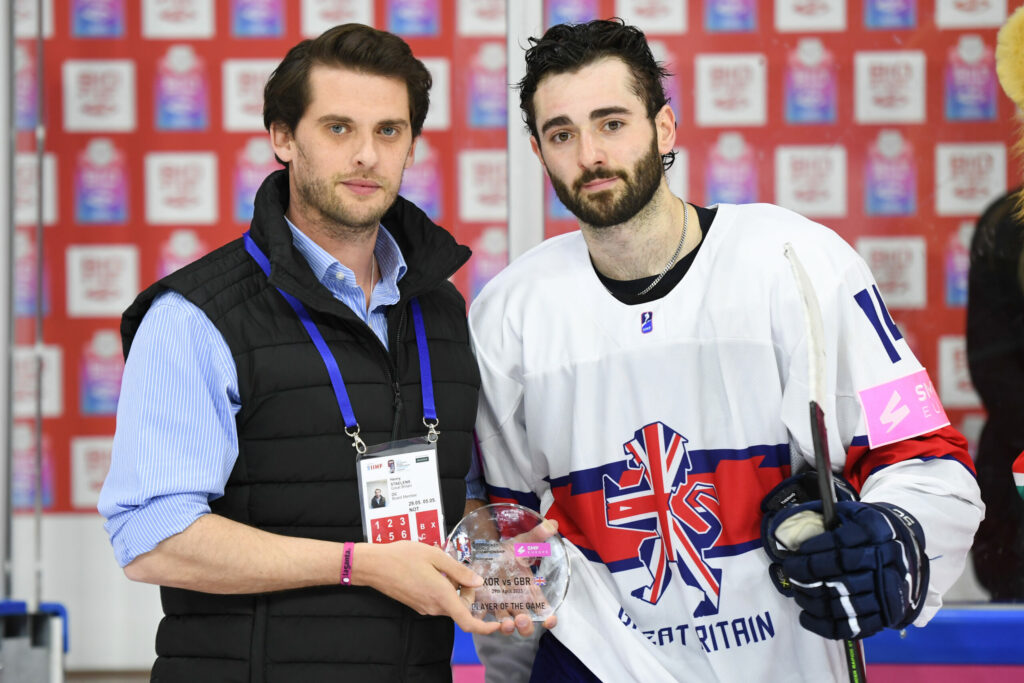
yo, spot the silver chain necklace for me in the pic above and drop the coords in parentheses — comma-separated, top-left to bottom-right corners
(637, 202, 689, 297)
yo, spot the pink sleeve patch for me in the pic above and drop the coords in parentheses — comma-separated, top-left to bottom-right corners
(858, 369, 950, 449)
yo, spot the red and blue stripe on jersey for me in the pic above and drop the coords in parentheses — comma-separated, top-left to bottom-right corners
(843, 425, 975, 490)
(484, 423, 972, 617)
(488, 433, 790, 618)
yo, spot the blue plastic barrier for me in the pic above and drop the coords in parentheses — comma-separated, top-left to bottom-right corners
(0, 600, 69, 653)
(864, 607, 1024, 665)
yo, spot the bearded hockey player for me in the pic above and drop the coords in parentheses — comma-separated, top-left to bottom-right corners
(469, 18, 984, 682)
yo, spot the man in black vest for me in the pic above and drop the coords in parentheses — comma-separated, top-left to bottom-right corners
(99, 24, 531, 682)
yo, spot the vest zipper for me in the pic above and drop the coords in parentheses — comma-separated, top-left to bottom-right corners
(388, 308, 408, 441)
(384, 262, 461, 443)
(249, 595, 267, 683)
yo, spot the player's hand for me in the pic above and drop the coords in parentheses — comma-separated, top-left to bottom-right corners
(761, 499, 929, 640)
(353, 541, 502, 635)
(496, 518, 559, 636)
(463, 518, 559, 637)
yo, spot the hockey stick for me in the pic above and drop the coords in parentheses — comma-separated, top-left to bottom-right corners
(784, 243, 868, 683)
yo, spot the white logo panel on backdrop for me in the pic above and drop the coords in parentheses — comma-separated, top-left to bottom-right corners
(934, 143, 1007, 216)
(938, 336, 982, 409)
(12, 345, 63, 418)
(935, 0, 1007, 28)
(775, 0, 847, 32)
(421, 58, 452, 131)
(63, 60, 137, 132)
(14, 0, 54, 38)
(775, 145, 848, 218)
(856, 237, 928, 310)
(854, 51, 926, 124)
(145, 152, 219, 224)
(459, 150, 507, 222)
(65, 245, 140, 318)
(695, 54, 767, 127)
(14, 153, 57, 227)
(614, 0, 688, 33)
(71, 437, 114, 510)
(301, 0, 375, 37)
(222, 59, 279, 132)
(142, 0, 215, 38)
(457, 0, 506, 36)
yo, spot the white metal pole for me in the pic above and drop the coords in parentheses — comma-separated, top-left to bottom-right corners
(30, 0, 47, 614)
(506, 1, 545, 261)
(0, 0, 16, 603)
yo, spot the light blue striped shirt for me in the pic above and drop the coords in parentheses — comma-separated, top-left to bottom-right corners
(98, 219, 413, 567)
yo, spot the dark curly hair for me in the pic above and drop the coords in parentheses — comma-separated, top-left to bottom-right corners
(517, 18, 675, 170)
(263, 23, 431, 142)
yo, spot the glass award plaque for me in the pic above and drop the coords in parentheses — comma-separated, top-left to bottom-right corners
(445, 503, 570, 622)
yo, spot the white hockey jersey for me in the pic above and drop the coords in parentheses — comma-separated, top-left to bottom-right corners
(469, 203, 983, 682)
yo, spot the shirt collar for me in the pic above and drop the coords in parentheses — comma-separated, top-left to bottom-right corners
(284, 215, 408, 292)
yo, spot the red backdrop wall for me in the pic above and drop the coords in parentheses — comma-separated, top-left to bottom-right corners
(10, 0, 1020, 514)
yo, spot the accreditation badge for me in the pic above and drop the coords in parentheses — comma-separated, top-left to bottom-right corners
(357, 437, 445, 546)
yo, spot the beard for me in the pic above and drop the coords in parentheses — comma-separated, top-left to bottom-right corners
(291, 146, 402, 236)
(549, 137, 663, 228)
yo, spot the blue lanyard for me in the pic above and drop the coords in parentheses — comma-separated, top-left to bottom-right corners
(243, 231, 438, 453)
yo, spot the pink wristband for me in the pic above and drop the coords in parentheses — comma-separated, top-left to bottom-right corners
(340, 542, 354, 586)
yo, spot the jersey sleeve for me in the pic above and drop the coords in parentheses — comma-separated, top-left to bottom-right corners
(779, 239, 983, 624)
(468, 297, 551, 513)
(467, 292, 550, 675)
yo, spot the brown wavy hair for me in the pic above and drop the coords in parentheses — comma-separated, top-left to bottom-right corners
(263, 23, 431, 141)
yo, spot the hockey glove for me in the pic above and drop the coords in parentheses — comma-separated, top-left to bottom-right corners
(759, 471, 858, 594)
(760, 474, 929, 640)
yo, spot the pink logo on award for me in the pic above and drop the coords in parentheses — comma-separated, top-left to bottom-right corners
(514, 543, 551, 558)
(859, 370, 950, 448)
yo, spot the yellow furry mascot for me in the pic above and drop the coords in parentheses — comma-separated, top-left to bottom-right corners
(999, 5, 1024, 190)
(998, 6, 1024, 112)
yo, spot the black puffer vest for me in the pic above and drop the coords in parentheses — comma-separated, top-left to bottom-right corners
(121, 171, 480, 683)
